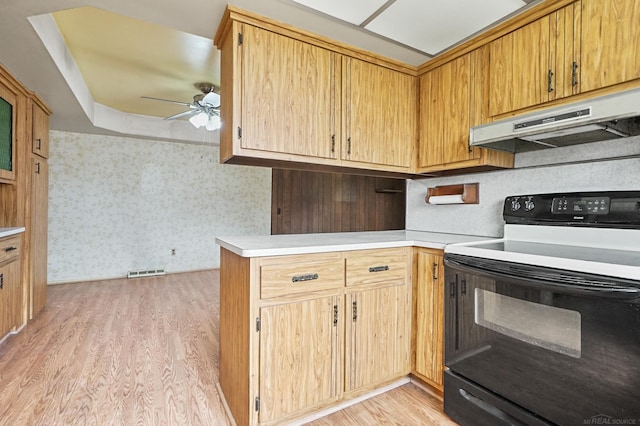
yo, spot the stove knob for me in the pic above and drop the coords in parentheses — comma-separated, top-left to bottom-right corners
(524, 199, 535, 211)
(510, 199, 521, 211)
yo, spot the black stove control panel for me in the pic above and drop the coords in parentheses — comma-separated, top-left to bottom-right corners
(503, 191, 640, 228)
(551, 196, 610, 215)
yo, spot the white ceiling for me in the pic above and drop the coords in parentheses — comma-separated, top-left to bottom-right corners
(291, 0, 533, 55)
(0, 0, 536, 143)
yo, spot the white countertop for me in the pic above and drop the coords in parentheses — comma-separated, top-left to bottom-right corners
(0, 227, 25, 238)
(216, 230, 494, 257)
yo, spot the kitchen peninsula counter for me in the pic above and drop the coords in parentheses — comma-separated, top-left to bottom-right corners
(215, 229, 494, 258)
(215, 229, 495, 425)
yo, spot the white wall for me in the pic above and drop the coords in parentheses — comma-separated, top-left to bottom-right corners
(48, 131, 271, 283)
(406, 137, 640, 237)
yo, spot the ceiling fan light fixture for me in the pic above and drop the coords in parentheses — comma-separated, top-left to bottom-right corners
(189, 111, 209, 128)
(206, 114, 221, 131)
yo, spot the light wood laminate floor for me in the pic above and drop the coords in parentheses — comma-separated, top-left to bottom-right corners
(0, 270, 455, 425)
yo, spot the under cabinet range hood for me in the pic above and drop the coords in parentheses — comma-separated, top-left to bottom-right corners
(470, 87, 640, 153)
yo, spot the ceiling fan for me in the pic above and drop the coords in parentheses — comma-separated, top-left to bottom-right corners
(142, 82, 221, 131)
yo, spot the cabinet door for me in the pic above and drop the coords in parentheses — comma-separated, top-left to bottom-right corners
(550, 3, 581, 100)
(343, 57, 414, 169)
(0, 82, 17, 182)
(259, 296, 341, 423)
(32, 103, 49, 158)
(414, 251, 444, 389)
(489, 16, 551, 117)
(31, 158, 48, 317)
(345, 283, 409, 391)
(0, 259, 21, 338)
(580, 0, 640, 92)
(240, 25, 337, 159)
(418, 55, 473, 169)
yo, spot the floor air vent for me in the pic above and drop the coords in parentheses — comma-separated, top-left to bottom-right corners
(127, 268, 166, 278)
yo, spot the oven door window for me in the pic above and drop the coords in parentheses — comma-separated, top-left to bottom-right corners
(475, 288, 581, 358)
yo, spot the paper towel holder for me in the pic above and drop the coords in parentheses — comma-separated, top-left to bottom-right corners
(425, 183, 479, 205)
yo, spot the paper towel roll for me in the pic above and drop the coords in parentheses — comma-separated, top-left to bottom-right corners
(428, 194, 465, 205)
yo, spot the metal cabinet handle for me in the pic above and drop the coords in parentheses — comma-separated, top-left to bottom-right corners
(352, 301, 358, 321)
(347, 137, 352, 155)
(35, 162, 41, 174)
(571, 61, 579, 87)
(333, 304, 338, 326)
(432, 262, 438, 281)
(0, 273, 3, 289)
(36, 138, 42, 150)
(331, 135, 335, 153)
(461, 279, 467, 295)
(547, 69, 554, 93)
(4, 246, 17, 252)
(368, 265, 389, 273)
(291, 273, 319, 283)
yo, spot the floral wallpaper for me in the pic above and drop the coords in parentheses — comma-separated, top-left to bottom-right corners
(48, 131, 271, 283)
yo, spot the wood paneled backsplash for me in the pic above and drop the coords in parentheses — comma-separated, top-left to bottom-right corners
(271, 169, 405, 234)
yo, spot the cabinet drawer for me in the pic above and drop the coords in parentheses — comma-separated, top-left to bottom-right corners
(259, 252, 344, 299)
(346, 247, 409, 287)
(0, 235, 21, 264)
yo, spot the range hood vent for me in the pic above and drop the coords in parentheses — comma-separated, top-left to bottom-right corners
(470, 87, 640, 153)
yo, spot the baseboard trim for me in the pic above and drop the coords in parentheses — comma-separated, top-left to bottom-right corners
(215, 382, 237, 426)
(289, 377, 411, 425)
(47, 267, 221, 286)
(409, 375, 443, 401)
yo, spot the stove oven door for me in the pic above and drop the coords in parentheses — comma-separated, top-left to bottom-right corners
(444, 253, 640, 426)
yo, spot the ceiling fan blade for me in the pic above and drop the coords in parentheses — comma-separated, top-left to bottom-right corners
(163, 110, 198, 120)
(141, 96, 192, 106)
(202, 92, 220, 107)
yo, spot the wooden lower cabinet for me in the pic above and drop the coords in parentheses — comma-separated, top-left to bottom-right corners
(30, 156, 48, 317)
(412, 248, 445, 392)
(219, 247, 411, 425)
(259, 295, 342, 423)
(0, 235, 23, 341)
(345, 283, 410, 392)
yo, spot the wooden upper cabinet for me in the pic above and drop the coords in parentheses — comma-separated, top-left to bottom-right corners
(240, 25, 337, 159)
(417, 52, 513, 173)
(32, 103, 50, 159)
(342, 57, 415, 170)
(489, 2, 580, 117)
(580, 0, 640, 93)
(489, 16, 551, 117)
(418, 55, 473, 168)
(0, 79, 19, 182)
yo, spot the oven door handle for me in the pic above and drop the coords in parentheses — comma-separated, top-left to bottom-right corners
(445, 255, 640, 300)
